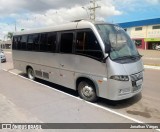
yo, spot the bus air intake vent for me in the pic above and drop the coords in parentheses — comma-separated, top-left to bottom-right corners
(35, 70, 42, 77)
(43, 72, 49, 79)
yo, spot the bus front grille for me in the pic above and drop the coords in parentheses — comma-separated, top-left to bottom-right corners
(130, 72, 143, 81)
(130, 72, 143, 92)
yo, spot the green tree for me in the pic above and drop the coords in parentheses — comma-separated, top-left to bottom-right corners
(7, 32, 13, 40)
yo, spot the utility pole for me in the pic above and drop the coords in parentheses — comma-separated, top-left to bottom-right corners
(89, 0, 101, 21)
(15, 22, 17, 32)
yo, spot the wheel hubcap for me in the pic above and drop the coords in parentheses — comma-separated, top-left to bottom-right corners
(28, 69, 34, 79)
(82, 86, 94, 97)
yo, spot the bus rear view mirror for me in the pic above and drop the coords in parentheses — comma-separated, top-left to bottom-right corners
(105, 44, 111, 53)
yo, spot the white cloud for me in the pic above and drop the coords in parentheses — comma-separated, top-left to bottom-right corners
(0, 0, 122, 40)
(0, 0, 88, 16)
(96, 2, 122, 21)
(0, 0, 26, 16)
(0, 23, 16, 40)
(146, 0, 160, 4)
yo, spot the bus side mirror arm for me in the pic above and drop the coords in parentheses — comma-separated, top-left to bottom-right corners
(101, 44, 111, 62)
(102, 53, 109, 63)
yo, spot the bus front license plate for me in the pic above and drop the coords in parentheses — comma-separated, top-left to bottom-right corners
(136, 79, 143, 86)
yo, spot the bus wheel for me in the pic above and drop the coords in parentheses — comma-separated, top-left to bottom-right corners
(27, 67, 35, 80)
(78, 81, 97, 102)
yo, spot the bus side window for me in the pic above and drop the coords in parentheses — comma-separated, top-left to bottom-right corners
(39, 33, 47, 52)
(13, 37, 18, 50)
(76, 30, 103, 60)
(27, 35, 34, 51)
(60, 33, 73, 53)
(20, 35, 28, 50)
(17, 36, 22, 50)
(47, 32, 57, 53)
(32, 34, 40, 51)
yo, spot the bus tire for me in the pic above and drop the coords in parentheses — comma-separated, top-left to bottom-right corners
(27, 67, 35, 80)
(78, 80, 97, 102)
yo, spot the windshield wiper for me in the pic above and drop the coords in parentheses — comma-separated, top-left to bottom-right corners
(134, 54, 143, 58)
(113, 55, 138, 60)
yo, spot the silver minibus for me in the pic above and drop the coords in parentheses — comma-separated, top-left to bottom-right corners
(12, 20, 144, 102)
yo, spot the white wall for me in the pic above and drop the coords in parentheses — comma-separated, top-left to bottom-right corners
(146, 25, 160, 38)
(128, 24, 160, 39)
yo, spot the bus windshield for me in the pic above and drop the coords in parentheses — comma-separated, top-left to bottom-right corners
(96, 24, 140, 60)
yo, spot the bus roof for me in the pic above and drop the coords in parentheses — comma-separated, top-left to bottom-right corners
(14, 20, 113, 36)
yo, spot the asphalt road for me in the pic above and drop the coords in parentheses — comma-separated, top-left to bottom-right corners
(0, 51, 160, 132)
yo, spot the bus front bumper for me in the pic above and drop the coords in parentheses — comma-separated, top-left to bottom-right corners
(106, 78, 143, 101)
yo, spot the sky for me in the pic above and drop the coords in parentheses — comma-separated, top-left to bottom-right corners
(0, 0, 160, 40)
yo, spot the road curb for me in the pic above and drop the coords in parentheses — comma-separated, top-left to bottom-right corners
(144, 64, 160, 67)
(144, 65, 160, 70)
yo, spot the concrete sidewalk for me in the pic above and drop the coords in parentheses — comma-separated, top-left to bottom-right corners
(138, 49, 160, 66)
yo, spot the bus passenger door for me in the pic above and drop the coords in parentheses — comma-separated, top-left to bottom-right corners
(58, 32, 75, 89)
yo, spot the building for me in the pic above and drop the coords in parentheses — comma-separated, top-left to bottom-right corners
(0, 40, 12, 49)
(118, 18, 160, 50)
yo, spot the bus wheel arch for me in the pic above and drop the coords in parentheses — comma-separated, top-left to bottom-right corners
(76, 77, 98, 102)
(26, 66, 35, 80)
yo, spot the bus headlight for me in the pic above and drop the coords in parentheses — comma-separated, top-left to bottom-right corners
(110, 75, 129, 81)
